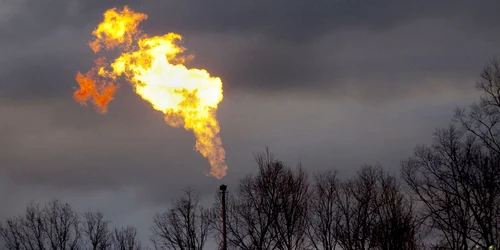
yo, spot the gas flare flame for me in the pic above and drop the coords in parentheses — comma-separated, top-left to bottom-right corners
(74, 6, 228, 179)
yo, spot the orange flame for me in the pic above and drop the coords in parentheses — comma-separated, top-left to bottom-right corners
(89, 6, 147, 53)
(74, 58, 117, 114)
(73, 6, 228, 179)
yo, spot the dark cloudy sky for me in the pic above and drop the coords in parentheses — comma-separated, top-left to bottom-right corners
(1, 0, 499, 245)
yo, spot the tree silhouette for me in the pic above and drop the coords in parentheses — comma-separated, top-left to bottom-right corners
(150, 188, 210, 250)
(0, 200, 80, 250)
(82, 211, 112, 250)
(403, 59, 500, 249)
(0, 201, 142, 250)
(306, 170, 340, 250)
(112, 227, 140, 250)
(211, 149, 309, 250)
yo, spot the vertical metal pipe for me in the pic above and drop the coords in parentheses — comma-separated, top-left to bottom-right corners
(220, 184, 227, 250)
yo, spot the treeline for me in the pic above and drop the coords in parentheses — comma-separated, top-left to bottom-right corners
(210, 153, 420, 250)
(0, 200, 142, 250)
(2, 61, 500, 250)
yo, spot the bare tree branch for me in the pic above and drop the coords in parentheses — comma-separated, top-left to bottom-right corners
(211, 148, 309, 250)
(82, 211, 112, 250)
(150, 188, 210, 250)
(306, 170, 340, 250)
(402, 124, 500, 249)
(112, 227, 139, 250)
(0, 200, 82, 250)
(43, 200, 81, 250)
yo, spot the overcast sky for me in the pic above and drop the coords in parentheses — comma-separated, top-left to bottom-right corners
(1, 0, 499, 245)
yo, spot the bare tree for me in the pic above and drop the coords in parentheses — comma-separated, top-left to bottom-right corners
(306, 170, 340, 250)
(403, 59, 500, 249)
(455, 59, 500, 249)
(211, 149, 309, 250)
(212, 188, 275, 250)
(310, 165, 420, 250)
(82, 212, 112, 250)
(22, 203, 47, 250)
(1, 200, 145, 250)
(455, 59, 500, 155)
(212, 150, 282, 250)
(150, 188, 210, 250)
(333, 166, 379, 250)
(370, 168, 420, 250)
(43, 200, 81, 250)
(271, 162, 309, 250)
(0, 200, 81, 250)
(0, 217, 25, 250)
(402, 125, 500, 249)
(112, 227, 139, 250)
